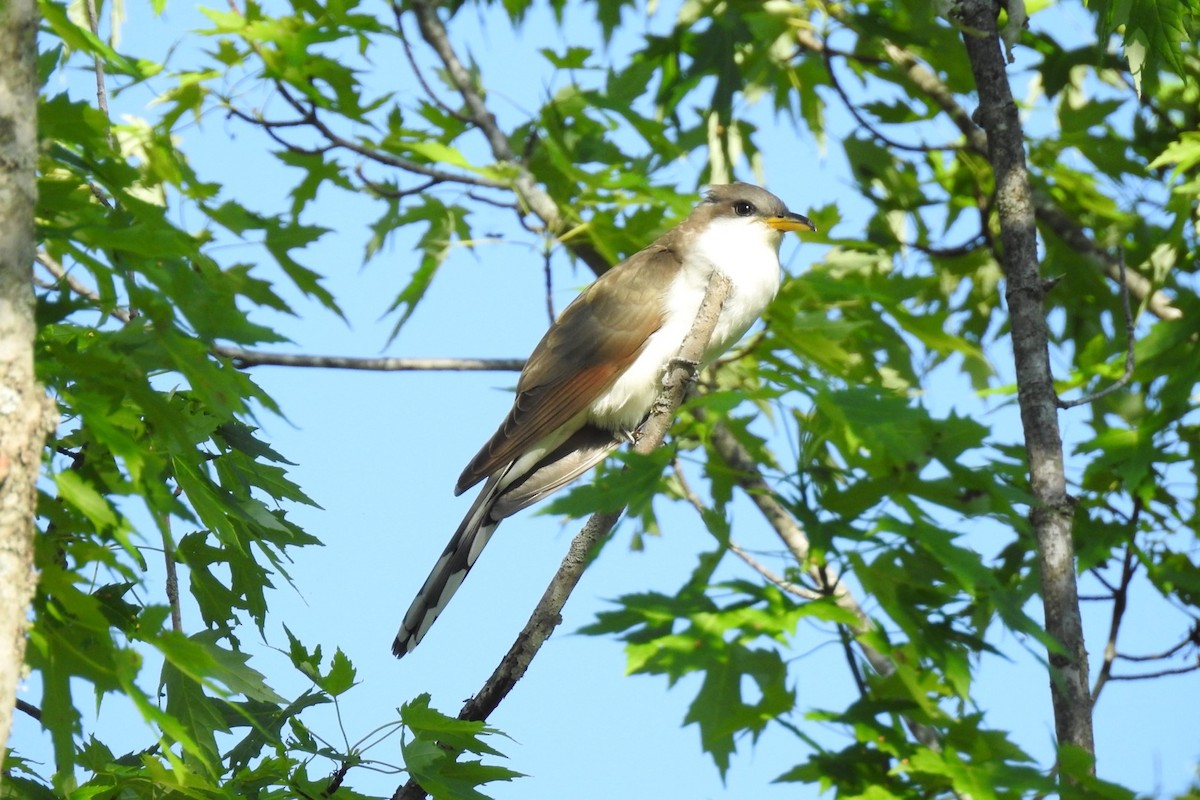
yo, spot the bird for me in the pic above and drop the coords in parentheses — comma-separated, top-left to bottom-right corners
(393, 182, 814, 657)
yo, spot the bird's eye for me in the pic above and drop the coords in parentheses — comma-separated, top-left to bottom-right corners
(733, 200, 756, 217)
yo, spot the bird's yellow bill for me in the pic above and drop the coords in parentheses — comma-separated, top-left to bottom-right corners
(766, 213, 816, 233)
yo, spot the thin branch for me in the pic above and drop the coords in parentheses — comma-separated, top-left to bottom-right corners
(226, 93, 506, 190)
(838, 622, 869, 696)
(820, 42, 963, 154)
(400, 0, 612, 278)
(392, 272, 735, 800)
(396, 20, 471, 124)
(702, 416, 943, 752)
(1117, 623, 1200, 663)
(795, 28, 985, 153)
(887, 32, 1178, 320)
(36, 249, 133, 322)
(1091, 543, 1136, 703)
(354, 166, 440, 201)
(1035, 201, 1181, 322)
(161, 511, 183, 635)
(465, 190, 521, 213)
(728, 541, 824, 601)
(1087, 567, 1117, 594)
(671, 457, 823, 601)
(15, 699, 41, 721)
(401, 2, 522, 180)
(907, 233, 988, 259)
(82, 0, 109, 118)
(542, 245, 555, 326)
(1105, 663, 1200, 682)
(801, 26, 1181, 322)
(212, 347, 524, 372)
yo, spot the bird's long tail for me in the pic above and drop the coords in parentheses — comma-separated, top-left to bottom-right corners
(392, 424, 621, 658)
(392, 475, 503, 657)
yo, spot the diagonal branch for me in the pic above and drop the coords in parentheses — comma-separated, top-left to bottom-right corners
(1035, 200, 1181, 322)
(392, 272, 734, 800)
(399, 0, 611, 278)
(704, 419, 943, 751)
(1091, 543, 1137, 703)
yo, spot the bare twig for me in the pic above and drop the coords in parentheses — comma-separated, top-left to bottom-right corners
(671, 457, 823, 601)
(1091, 544, 1136, 703)
(542, 246, 555, 325)
(908, 233, 989, 259)
(226, 94, 506, 190)
(1117, 622, 1200, 663)
(161, 512, 183, 634)
(728, 541, 824, 601)
(958, 0, 1093, 756)
(400, 0, 611, 278)
(1034, 202, 1181, 322)
(354, 166, 440, 201)
(82, 0, 109, 118)
(392, 272, 734, 800)
(36, 249, 133, 322)
(1106, 663, 1200, 682)
(838, 624, 869, 696)
(213, 347, 524, 372)
(15, 699, 42, 721)
(395, 20, 471, 124)
(819, 41, 963, 154)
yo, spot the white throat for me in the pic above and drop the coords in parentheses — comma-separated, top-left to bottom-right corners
(587, 216, 783, 431)
(685, 215, 783, 358)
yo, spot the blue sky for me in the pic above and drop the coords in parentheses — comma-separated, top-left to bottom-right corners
(13, 1, 1199, 798)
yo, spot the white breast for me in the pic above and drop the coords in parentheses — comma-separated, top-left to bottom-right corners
(587, 216, 782, 431)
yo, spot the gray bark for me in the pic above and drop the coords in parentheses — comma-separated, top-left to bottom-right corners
(0, 0, 56, 776)
(958, 0, 1095, 759)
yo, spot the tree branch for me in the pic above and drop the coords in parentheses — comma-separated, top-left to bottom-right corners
(1117, 622, 1200, 663)
(399, 0, 611, 278)
(392, 271, 734, 800)
(1091, 543, 1136, 704)
(1034, 200, 1181, 322)
(37, 249, 133, 323)
(1105, 663, 1200, 682)
(213, 347, 525, 373)
(703, 418, 943, 752)
(958, 0, 1094, 758)
(671, 459, 824, 602)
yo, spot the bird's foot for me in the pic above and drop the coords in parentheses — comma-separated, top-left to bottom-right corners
(668, 356, 701, 376)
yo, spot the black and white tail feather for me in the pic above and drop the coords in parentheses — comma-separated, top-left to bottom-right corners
(391, 475, 503, 657)
(392, 425, 621, 657)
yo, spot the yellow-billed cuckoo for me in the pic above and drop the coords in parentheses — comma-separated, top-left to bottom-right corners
(393, 182, 814, 657)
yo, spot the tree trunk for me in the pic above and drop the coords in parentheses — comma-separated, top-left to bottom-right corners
(0, 0, 56, 777)
(958, 0, 1095, 760)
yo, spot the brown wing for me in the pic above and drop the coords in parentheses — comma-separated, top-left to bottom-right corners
(455, 243, 684, 494)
